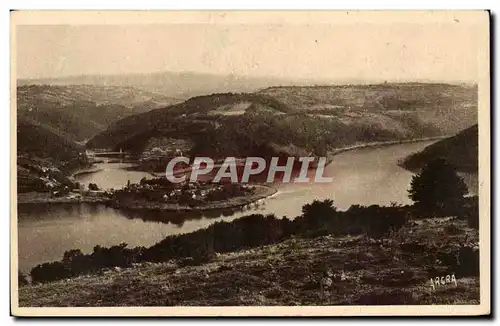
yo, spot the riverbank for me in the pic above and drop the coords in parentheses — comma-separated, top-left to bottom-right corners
(17, 192, 111, 205)
(16, 183, 276, 209)
(110, 184, 277, 212)
(124, 136, 448, 177)
(327, 136, 448, 159)
(124, 165, 182, 178)
(71, 167, 103, 178)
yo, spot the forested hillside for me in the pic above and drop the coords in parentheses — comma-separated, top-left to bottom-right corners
(87, 83, 478, 159)
(401, 124, 478, 172)
(17, 84, 181, 142)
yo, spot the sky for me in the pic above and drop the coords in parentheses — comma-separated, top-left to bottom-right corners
(15, 21, 482, 82)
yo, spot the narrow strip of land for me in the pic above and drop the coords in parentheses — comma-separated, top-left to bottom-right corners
(110, 184, 277, 211)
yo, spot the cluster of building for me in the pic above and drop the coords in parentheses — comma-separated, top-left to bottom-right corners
(118, 178, 253, 204)
(17, 157, 69, 193)
(140, 147, 184, 162)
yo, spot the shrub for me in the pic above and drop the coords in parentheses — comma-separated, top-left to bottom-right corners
(30, 244, 144, 283)
(301, 199, 336, 229)
(91, 243, 140, 268)
(88, 183, 100, 191)
(340, 205, 409, 237)
(31, 261, 71, 284)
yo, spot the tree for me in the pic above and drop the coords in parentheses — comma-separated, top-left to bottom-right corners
(408, 158, 468, 215)
(62, 249, 84, 263)
(88, 183, 99, 191)
(301, 199, 337, 230)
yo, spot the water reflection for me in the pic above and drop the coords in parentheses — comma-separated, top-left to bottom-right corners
(118, 205, 248, 226)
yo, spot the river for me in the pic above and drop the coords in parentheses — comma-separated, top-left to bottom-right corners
(17, 140, 478, 272)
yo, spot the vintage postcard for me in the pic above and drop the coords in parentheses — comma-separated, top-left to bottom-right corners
(10, 10, 490, 316)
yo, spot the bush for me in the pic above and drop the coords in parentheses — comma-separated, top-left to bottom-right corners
(31, 261, 71, 283)
(30, 243, 144, 283)
(340, 205, 409, 237)
(91, 243, 141, 268)
(436, 245, 479, 278)
(88, 183, 100, 191)
(301, 199, 337, 230)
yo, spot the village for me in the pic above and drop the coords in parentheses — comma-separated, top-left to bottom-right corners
(17, 149, 266, 209)
(113, 177, 258, 208)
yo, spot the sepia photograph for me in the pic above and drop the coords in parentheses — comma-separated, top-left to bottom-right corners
(10, 10, 490, 316)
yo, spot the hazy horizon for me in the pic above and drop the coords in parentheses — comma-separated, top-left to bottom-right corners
(17, 69, 477, 86)
(16, 22, 481, 83)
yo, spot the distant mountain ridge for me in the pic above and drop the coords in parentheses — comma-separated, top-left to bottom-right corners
(18, 71, 311, 99)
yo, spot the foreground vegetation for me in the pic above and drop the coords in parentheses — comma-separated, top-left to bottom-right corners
(25, 193, 478, 284)
(19, 211, 479, 306)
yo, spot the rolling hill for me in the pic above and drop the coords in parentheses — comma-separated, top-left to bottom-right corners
(18, 71, 306, 100)
(16, 119, 89, 193)
(17, 119, 84, 162)
(400, 124, 478, 173)
(87, 83, 478, 160)
(17, 84, 182, 142)
(258, 83, 477, 135)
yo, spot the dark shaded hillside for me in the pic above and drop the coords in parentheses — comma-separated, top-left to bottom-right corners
(17, 85, 181, 141)
(87, 93, 294, 152)
(17, 119, 83, 162)
(401, 125, 478, 172)
(87, 83, 477, 159)
(18, 105, 104, 142)
(16, 119, 88, 193)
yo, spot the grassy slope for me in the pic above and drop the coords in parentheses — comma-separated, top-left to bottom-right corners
(401, 125, 478, 172)
(19, 216, 478, 307)
(86, 83, 478, 157)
